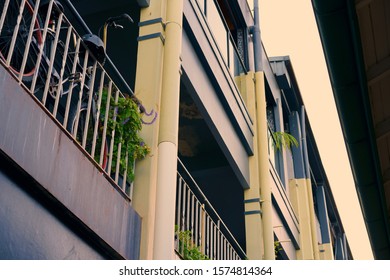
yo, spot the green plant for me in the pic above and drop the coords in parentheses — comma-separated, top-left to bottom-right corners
(271, 131, 299, 150)
(274, 240, 283, 257)
(175, 226, 209, 260)
(99, 87, 150, 182)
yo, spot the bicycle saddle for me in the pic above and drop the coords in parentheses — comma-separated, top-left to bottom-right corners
(82, 34, 106, 65)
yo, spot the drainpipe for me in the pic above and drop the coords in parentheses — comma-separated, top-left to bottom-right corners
(252, 0, 274, 260)
(300, 106, 320, 259)
(252, 0, 262, 71)
(153, 0, 183, 259)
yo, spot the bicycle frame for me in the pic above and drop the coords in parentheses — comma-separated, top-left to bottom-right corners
(0, 0, 147, 199)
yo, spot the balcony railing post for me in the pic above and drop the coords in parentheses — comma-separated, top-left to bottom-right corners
(18, 0, 41, 83)
(6, 0, 26, 67)
(200, 203, 206, 255)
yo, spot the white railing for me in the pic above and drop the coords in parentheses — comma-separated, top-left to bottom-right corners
(175, 159, 247, 260)
(0, 0, 150, 199)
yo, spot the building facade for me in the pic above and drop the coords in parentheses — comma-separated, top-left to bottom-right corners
(0, 0, 349, 260)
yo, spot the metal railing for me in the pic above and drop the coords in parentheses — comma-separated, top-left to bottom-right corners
(0, 0, 145, 199)
(175, 159, 247, 260)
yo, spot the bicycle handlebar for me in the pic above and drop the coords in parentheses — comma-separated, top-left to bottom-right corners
(60, 0, 136, 98)
(105, 14, 134, 26)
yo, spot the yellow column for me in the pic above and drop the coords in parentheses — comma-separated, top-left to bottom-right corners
(132, 1, 166, 259)
(306, 178, 320, 260)
(237, 72, 264, 260)
(153, 0, 184, 260)
(289, 179, 314, 259)
(319, 243, 334, 260)
(255, 71, 274, 260)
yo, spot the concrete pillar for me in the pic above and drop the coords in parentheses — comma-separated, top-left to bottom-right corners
(237, 72, 264, 259)
(153, 0, 184, 260)
(289, 178, 314, 259)
(132, 0, 167, 260)
(255, 71, 274, 260)
(306, 178, 320, 260)
(319, 243, 334, 260)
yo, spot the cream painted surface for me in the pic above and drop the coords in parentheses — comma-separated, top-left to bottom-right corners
(238, 72, 264, 260)
(132, 0, 166, 260)
(306, 179, 320, 260)
(272, 206, 297, 260)
(289, 179, 314, 260)
(154, 142, 178, 259)
(154, 0, 184, 260)
(319, 243, 334, 260)
(255, 71, 274, 260)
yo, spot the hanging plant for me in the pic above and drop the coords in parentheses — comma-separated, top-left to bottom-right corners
(99, 87, 150, 182)
(271, 131, 299, 150)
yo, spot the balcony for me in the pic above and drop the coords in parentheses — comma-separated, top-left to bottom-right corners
(0, 0, 147, 198)
(175, 159, 247, 260)
(0, 0, 142, 259)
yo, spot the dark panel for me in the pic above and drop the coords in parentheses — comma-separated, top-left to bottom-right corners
(0, 167, 106, 259)
(190, 166, 246, 251)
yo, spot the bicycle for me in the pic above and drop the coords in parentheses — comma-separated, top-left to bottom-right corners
(0, 0, 108, 167)
(0, 0, 44, 81)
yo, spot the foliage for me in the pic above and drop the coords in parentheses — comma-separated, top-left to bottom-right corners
(99, 87, 150, 182)
(274, 241, 283, 258)
(271, 131, 299, 150)
(175, 226, 209, 260)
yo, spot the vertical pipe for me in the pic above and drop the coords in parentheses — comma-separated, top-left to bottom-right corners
(300, 106, 310, 179)
(252, 0, 262, 72)
(153, 0, 184, 260)
(255, 71, 274, 259)
(253, 0, 274, 259)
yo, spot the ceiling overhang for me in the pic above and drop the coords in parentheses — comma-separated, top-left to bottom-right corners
(311, 0, 390, 259)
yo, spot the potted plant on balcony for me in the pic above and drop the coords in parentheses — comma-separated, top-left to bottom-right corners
(99, 87, 150, 184)
(175, 225, 209, 260)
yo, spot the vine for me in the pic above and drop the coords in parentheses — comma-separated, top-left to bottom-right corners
(99, 87, 150, 182)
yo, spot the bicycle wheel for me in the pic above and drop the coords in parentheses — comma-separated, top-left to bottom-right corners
(67, 101, 108, 169)
(0, 0, 43, 81)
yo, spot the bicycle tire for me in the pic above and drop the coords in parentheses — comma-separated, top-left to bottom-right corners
(0, 0, 44, 81)
(67, 101, 108, 170)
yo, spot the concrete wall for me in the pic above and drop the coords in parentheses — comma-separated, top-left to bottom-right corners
(0, 66, 141, 259)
